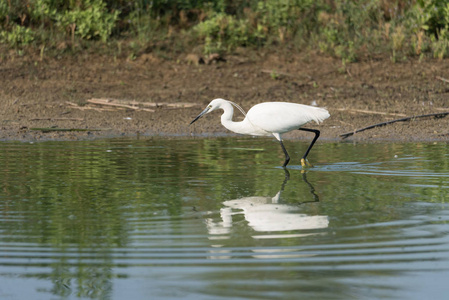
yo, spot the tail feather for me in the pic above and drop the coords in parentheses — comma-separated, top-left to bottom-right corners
(309, 107, 330, 124)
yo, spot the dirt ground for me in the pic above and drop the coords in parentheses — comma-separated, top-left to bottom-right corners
(1, 49, 449, 143)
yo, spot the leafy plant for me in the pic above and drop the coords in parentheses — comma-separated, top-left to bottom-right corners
(195, 13, 256, 54)
(0, 1, 9, 22)
(27, 0, 58, 24)
(0, 24, 34, 47)
(55, 0, 119, 42)
(255, 0, 315, 43)
(431, 28, 449, 59)
(2, 0, 449, 60)
(416, 0, 449, 36)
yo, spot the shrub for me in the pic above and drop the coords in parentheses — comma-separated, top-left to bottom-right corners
(255, 0, 316, 43)
(0, 24, 34, 47)
(55, 0, 119, 42)
(0, 1, 9, 22)
(408, 0, 449, 58)
(194, 13, 259, 54)
(316, 0, 384, 61)
(2, 0, 449, 60)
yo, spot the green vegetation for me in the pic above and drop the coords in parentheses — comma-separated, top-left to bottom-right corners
(2, 0, 449, 60)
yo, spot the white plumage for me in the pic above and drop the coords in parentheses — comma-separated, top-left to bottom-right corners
(245, 102, 330, 136)
(190, 98, 330, 167)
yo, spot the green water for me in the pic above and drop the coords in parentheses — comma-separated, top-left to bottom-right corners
(0, 137, 448, 299)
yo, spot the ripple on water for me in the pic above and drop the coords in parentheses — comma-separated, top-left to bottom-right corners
(0, 140, 449, 300)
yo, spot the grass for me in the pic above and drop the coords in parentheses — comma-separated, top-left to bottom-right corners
(2, 0, 449, 61)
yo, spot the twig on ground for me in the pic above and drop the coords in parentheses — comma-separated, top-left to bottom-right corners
(66, 102, 116, 111)
(346, 67, 352, 78)
(30, 128, 106, 132)
(30, 118, 84, 121)
(87, 98, 156, 112)
(334, 108, 406, 117)
(436, 76, 449, 84)
(338, 120, 354, 127)
(340, 112, 449, 139)
(68, 98, 200, 112)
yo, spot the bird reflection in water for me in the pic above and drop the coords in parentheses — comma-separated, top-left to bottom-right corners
(206, 170, 329, 241)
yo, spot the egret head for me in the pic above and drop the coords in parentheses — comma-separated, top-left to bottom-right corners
(189, 98, 226, 125)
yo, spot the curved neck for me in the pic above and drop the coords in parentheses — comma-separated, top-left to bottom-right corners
(219, 102, 246, 134)
(220, 101, 235, 122)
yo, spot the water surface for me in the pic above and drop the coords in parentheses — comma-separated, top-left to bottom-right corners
(0, 138, 448, 299)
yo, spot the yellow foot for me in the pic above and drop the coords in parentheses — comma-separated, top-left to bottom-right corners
(300, 158, 313, 168)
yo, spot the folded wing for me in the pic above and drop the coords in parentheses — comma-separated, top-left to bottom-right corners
(247, 102, 330, 134)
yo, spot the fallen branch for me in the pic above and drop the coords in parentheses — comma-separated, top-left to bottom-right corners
(165, 103, 201, 108)
(83, 98, 201, 111)
(137, 102, 200, 108)
(345, 67, 353, 78)
(67, 98, 201, 113)
(436, 76, 449, 84)
(30, 117, 84, 121)
(87, 98, 156, 112)
(334, 108, 406, 117)
(66, 102, 116, 112)
(30, 127, 106, 132)
(340, 112, 449, 139)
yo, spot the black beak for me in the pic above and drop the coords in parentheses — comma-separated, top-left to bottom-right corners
(189, 106, 210, 125)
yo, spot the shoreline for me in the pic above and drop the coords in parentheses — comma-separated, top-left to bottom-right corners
(1, 52, 449, 143)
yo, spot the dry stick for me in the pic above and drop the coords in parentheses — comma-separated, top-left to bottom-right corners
(30, 128, 104, 132)
(30, 118, 84, 121)
(165, 103, 200, 108)
(68, 98, 199, 113)
(436, 76, 449, 84)
(86, 98, 199, 111)
(334, 108, 407, 117)
(69, 106, 116, 112)
(137, 102, 199, 108)
(346, 67, 353, 78)
(66, 102, 117, 112)
(340, 112, 449, 139)
(87, 99, 151, 111)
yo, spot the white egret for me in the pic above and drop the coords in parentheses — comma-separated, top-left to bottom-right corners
(190, 98, 330, 167)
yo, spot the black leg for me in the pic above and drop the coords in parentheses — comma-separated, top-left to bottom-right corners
(298, 128, 320, 166)
(279, 140, 290, 167)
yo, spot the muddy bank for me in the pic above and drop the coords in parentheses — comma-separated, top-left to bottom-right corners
(1, 51, 449, 142)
